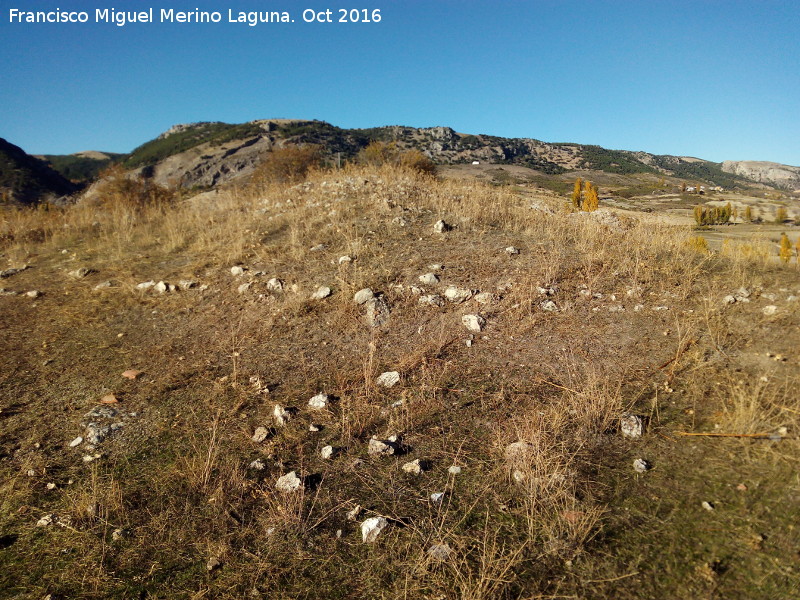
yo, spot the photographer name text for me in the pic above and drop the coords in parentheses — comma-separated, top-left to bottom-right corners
(8, 7, 383, 27)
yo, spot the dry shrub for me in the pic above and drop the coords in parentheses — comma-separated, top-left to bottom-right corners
(250, 144, 322, 187)
(357, 141, 437, 176)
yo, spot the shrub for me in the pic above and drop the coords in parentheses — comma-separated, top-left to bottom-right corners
(779, 233, 792, 263)
(251, 144, 321, 186)
(356, 141, 436, 175)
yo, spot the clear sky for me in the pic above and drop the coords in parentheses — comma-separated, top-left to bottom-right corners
(1, 0, 798, 165)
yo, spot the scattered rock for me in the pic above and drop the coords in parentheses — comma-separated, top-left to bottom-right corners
(701, 501, 715, 511)
(154, 281, 168, 294)
(274, 404, 291, 426)
(0, 266, 28, 278)
(46, 482, 57, 490)
(376, 371, 400, 388)
(69, 436, 83, 448)
(366, 297, 390, 327)
(36, 514, 55, 527)
(430, 492, 445, 503)
(633, 458, 651, 473)
(309, 424, 321, 432)
(418, 273, 439, 285)
(308, 394, 329, 410)
(433, 220, 452, 233)
(505, 246, 520, 255)
(540, 300, 558, 312)
(122, 369, 142, 380)
(111, 528, 124, 541)
(418, 294, 444, 307)
(251, 427, 270, 442)
(310, 244, 327, 252)
(461, 314, 485, 333)
(177, 280, 196, 290)
(402, 459, 422, 475)
(311, 286, 332, 300)
(249, 459, 266, 470)
(361, 516, 388, 543)
(230, 266, 246, 276)
(392, 216, 408, 227)
(85, 423, 111, 445)
(266, 278, 283, 292)
(93, 281, 113, 291)
(25, 290, 41, 298)
(237, 282, 251, 294)
(505, 441, 531, 460)
(320, 445, 334, 459)
(620, 414, 644, 439)
(368, 438, 398, 456)
(276, 471, 302, 493)
(68, 267, 92, 279)
(206, 556, 223, 572)
(136, 281, 155, 290)
(473, 292, 495, 305)
(444, 286, 474, 304)
(428, 263, 444, 271)
(763, 305, 778, 316)
(338, 255, 353, 265)
(100, 394, 118, 405)
(346, 505, 362, 521)
(427, 543, 452, 561)
(354, 288, 374, 305)
(448, 465, 462, 475)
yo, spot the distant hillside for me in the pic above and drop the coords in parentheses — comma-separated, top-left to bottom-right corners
(108, 119, 761, 191)
(40, 151, 126, 184)
(0, 138, 77, 204)
(722, 160, 800, 191)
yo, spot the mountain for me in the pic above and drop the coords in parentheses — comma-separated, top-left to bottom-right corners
(721, 160, 800, 191)
(0, 138, 77, 204)
(38, 151, 125, 185)
(113, 119, 763, 191)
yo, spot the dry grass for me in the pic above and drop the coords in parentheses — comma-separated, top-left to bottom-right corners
(1, 164, 798, 599)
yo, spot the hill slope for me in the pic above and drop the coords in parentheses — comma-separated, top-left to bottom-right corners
(0, 138, 77, 204)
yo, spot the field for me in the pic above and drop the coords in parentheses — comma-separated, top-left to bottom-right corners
(1, 165, 798, 599)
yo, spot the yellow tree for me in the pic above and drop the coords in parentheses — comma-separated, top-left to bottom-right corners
(572, 178, 583, 210)
(583, 182, 600, 212)
(779, 233, 792, 263)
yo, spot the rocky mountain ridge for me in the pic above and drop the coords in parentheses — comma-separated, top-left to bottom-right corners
(722, 160, 800, 191)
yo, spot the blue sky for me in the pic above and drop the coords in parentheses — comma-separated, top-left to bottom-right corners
(1, 1, 798, 165)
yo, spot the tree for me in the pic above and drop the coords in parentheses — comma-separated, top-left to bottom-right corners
(779, 233, 792, 263)
(583, 181, 599, 212)
(572, 178, 583, 210)
(775, 206, 788, 224)
(694, 205, 704, 225)
(745, 206, 753, 222)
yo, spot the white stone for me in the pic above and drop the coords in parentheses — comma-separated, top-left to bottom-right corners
(418, 273, 439, 285)
(448, 465, 462, 475)
(112, 528, 124, 541)
(462, 314, 485, 333)
(418, 294, 444, 307)
(320, 445, 334, 459)
(620, 414, 643, 439)
(338, 255, 353, 264)
(93, 281, 112, 291)
(376, 371, 400, 388)
(308, 394, 329, 409)
(723, 295, 736, 304)
(433, 220, 451, 233)
(276, 471, 301, 493)
(701, 501, 715, 511)
(26, 290, 41, 298)
(402, 459, 422, 475)
(249, 459, 266, 470)
(428, 263, 444, 271)
(252, 427, 269, 442)
(430, 492, 445, 503)
(69, 436, 83, 448)
(763, 305, 778, 316)
(368, 438, 395, 456)
(137, 281, 155, 290)
(36, 514, 55, 527)
(274, 404, 291, 426)
(237, 282, 251, 294)
(505, 246, 520, 255)
(46, 482, 57, 490)
(178, 280, 196, 290)
(154, 281, 168, 294)
(230, 266, 245, 276)
(366, 297, 390, 327)
(633, 458, 651, 473)
(347, 505, 362, 521)
(266, 278, 283, 292)
(427, 543, 451, 561)
(361, 516, 388, 543)
(474, 292, 495, 305)
(354, 288, 374, 305)
(311, 286, 332, 300)
(540, 300, 558, 312)
(444, 286, 474, 303)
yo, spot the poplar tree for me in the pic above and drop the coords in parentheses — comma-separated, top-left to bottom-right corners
(572, 178, 583, 210)
(779, 233, 792, 263)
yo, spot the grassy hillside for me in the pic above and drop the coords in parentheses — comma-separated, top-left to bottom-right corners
(0, 164, 797, 598)
(124, 122, 265, 168)
(42, 153, 126, 184)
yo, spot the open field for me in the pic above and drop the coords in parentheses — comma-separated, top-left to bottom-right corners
(1, 165, 799, 599)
